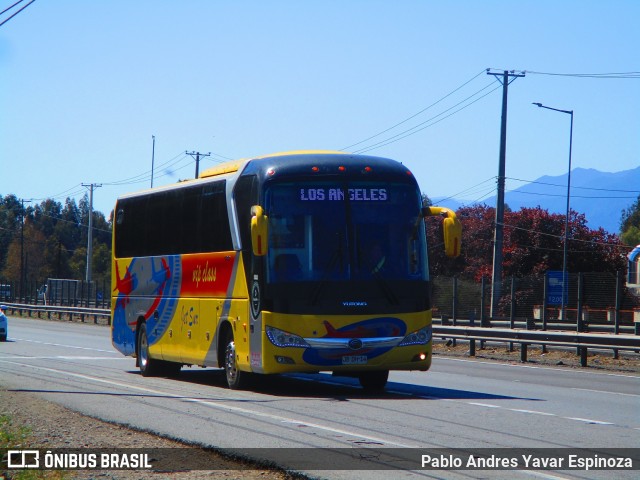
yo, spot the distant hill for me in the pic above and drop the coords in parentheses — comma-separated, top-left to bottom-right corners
(432, 166, 640, 234)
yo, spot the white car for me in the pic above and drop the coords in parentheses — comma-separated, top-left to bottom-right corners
(0, 305, 7, 341)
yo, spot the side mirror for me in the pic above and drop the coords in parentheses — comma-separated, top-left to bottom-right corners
(250, 205, 268, 256)
(425, 207, 462, 258)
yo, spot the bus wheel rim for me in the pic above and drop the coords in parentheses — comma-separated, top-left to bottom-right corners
(140, 333, 148, 367)
(226, 341, 237, 383)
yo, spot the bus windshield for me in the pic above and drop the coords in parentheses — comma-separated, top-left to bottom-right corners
(265, 181, 428, 284)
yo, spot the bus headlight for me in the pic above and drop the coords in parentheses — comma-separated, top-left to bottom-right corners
(398, 326, 432, 346)
(266, 326, 310, 348)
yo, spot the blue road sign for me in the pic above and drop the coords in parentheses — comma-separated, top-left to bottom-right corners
(547, 270, 568, 306)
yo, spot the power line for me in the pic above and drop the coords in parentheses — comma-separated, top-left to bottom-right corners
(508, 190, 638, 200)
(353, 81, 502, 154)
(102, 151, 192, 186)
(341, 69, 487, 151)
(32, 210, 111, 234)
(506, 176, 640, 194)
(432, 177, 496, 203)
(0, 0, 35, 28)
(497, 221, 629, 251)
(525, 70, 640, 79)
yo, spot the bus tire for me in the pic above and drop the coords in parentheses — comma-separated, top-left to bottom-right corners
(224, 334, 250, 390)
(358, 370, 389, 392)
(137, 322, 161, 377)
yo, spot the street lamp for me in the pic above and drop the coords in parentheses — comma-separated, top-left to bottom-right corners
(532, 102, 574, 322)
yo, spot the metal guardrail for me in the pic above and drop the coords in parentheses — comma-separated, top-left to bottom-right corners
(433, 317, 637, 335)
(2, 303, 111, 325)
(433, 325, 640, 367)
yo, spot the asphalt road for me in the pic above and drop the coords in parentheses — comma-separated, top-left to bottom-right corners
(1, 316, 638, 480)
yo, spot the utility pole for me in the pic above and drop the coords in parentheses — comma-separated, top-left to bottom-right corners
(151, 135, 156, 188)
(20, 198, 32, 300)
(186, 151, 211, 179)
(82, 183, 102, 284)
(486, 69, 524, 318)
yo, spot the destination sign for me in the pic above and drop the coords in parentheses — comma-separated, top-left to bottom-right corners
(300, 188, 388, 201)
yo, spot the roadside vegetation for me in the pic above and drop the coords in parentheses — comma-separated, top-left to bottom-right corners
(0, 414, 67, 479)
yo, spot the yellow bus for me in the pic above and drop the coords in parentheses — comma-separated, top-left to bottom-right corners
(111, 151, 460, 391)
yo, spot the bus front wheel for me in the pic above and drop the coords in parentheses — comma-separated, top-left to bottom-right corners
(358, 370, 389, 392)
(224, 335, 250, 390)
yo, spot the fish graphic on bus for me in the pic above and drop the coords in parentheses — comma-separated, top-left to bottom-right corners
(322, 319, 403, 338)
(303, 317, 407, 366)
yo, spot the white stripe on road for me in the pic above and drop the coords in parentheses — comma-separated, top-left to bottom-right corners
(564, 417, 614, 425)
(0, 359, 417, 448)
(571, 387, 640, 398)
(465, 401, 617, 426)
(0, 356, 126, 360)
(12, 337, 114, 353)
(509, 409, 556, 416)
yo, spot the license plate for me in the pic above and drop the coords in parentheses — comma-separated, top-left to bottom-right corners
(342, 355, 368, 365)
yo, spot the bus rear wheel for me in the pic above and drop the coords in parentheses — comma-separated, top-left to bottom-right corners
(138, 322, 162, 377)
(358, 370, 389, 392)
(224, 334, 251, 390)
(138, 322, 181, 377)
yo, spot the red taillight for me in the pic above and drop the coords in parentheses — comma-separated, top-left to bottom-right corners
(311, 166, 319, 172)
(338, 166, 346, 172)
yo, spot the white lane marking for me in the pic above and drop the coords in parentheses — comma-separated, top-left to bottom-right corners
(309, 374, 627, 427)
(12, 338, 114, 353)
(509, 409, 556, 416)
(564, 417, 614, 425)
(464, 401, 621, 426)
(467, 402, 500, 408)
(571, 387, 640, 398)
(184, 396, 416, 447)
(0, 356, 126, 360)
(436, 356, 640, 378)
(0, 359, 417, 448)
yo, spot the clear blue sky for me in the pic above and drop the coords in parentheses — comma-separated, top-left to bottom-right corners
(1, 0, 638, 219)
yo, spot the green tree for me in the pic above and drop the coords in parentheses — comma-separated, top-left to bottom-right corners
(620, 194, 640, 246)
(68, 246, 87, 280)
(2, 195, 113, 285)
(0, 195, 22, 274)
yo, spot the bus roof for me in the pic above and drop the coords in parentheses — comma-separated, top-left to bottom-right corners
(199, 150, 346, 179)
(116, 150, 417, 205)
(199, 150, 415, 182)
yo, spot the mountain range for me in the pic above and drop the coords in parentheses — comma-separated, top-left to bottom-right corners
(433, 166, 640, 235)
